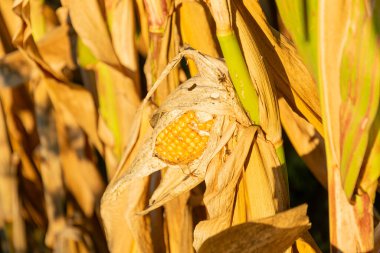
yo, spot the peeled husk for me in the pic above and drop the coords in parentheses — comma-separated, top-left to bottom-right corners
(101, 48, 253, 251)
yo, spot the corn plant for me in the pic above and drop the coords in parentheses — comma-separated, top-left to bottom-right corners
(0, 0, 378, 252)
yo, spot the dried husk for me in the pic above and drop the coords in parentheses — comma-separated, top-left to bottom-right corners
(198, 204, 310, 253)
(103, 48, 250, 204)
(101, 103, 156, 253)
(101, 48, 251, 252)
(164, 191, 193, 253)
(193, 126, 256, 249)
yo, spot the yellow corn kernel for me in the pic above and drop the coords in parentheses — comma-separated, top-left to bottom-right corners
(154, 111, 214, 164)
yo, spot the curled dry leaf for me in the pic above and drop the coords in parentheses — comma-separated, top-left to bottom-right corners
(0, 23, 75, 88)
(198, 204, 310, 253)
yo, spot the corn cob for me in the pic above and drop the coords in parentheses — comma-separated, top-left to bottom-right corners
(154, 110, 214, 165)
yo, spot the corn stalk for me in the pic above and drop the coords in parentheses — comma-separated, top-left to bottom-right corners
(277, 0, 380, 251)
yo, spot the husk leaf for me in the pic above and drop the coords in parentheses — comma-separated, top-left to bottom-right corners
(198, 204, 310, 253)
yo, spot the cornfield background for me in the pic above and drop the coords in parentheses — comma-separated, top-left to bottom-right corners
(0, 0, 379, 252)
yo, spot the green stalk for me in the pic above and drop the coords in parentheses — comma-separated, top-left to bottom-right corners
(96, 63, 122, 158)
(77, 39, 122, 159)
(211, 0, 288, 192)
(217, 32, 260, 124)
(217, 21, 288, 202)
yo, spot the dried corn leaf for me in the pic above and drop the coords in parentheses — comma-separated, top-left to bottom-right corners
(36, 24, 76, 78)
(102, 49, 251, 252)
(178, 1, 220, 74)
(65, 0, 121, 69)
(106, 49, 249, 203)
(101, 104, 155, 253)
(237, 0, 322, 135)
(12, 0, 69, 81)
(53, 93, 104, 217)
(278, 98, 327, 188)
(339, 0, 380, 200)
(231, 169, 248, 225)
(11, 1, 103, 157)
(44, 78, 102, 151)
(241, 129, 289, 223)
(0, 23, 74, 88)
(164, 191, 193, 253)
(243, 139, 276, 220)
(0, 49, 34, 88)
(28, 0, 47, 41)
(105, 0, 140, 89)
(232, 2, 282, 145)
(295, 232, 322, 253)
(257, 133, 290, 211)
(275, 0, 318, 76)
(70, 0, 141, 174)
(34, 81, 66, 247)
(198, 204, 310, 253)
(0, 98, 27, 252)
(144, 0, 180, 104)
(54, 226, 96, 253)
(94, 61, 140, 156)
(193, 126, 256, 250)
(0, 86, 46, 227)
(0, 0, 20, 53)
(134, 0, 149, 56)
